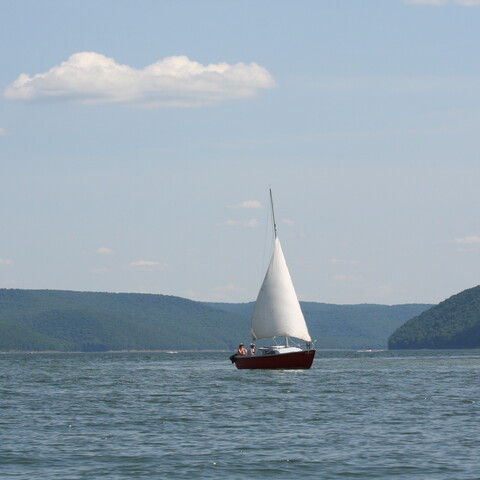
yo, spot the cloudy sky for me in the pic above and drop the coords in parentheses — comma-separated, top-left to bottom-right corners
(1, 0, 480, 305)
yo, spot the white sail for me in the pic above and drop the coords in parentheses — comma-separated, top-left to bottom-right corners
(251, 236, 311, 342)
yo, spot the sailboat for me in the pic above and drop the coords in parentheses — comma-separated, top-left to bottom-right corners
(231, 190, 316, 369)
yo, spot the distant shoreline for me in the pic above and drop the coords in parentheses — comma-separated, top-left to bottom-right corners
(0, 349, 231, 354)
(0, 348, 360, 355)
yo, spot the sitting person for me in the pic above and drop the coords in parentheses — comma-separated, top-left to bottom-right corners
(249, 343, 257, 355)
(237, 343, 247, 356)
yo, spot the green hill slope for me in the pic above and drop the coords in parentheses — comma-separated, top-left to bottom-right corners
(0, 289, 431, 352)
(0, 319, 69, 351)
(206, 301, 431, 349)
(0, 289, 250, 352)
(388, 285, 480, 349)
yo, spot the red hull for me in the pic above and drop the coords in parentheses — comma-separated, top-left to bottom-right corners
(233, 350, 316, 370)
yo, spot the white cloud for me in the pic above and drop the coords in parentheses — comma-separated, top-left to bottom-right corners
(377, 285, 394, 293)
(210, 284, 244, 302)
(223, 219, 260, 228)
(454, 236, 480, 244)
(96, 246, 114, 255)
(130, 260, 166, 269)
(92, 267, 109, 273)
(4, 52, 276, 108)
(231, 200, 262, 209)
(328, 258, 360, 265)
(282, 218, 295, 227)
(182, 289, 199, 300)
(245, 219, 260, 228)
(214, 283, 242, 292)
(0, 258, 14, 265)
(405, 0, 480, 5)
(405, 0, 447, 4)
(334, 274, 363, 282)
(0, 128, 8, 136)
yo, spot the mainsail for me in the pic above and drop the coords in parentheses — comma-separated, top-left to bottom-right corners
(251, 236, 311, 342)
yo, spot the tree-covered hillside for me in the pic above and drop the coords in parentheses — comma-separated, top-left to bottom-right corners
(0, 289, 431, 352)
(207, 301, 430, 349)
(0, 289, 250, 352)
(388, 285, 480, 349)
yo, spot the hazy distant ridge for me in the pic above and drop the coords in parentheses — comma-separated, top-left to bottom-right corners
(0, 289, 249, 352)
(0, 289, 431, 352)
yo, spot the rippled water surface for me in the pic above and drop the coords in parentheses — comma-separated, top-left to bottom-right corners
(1, 350, 479, 479)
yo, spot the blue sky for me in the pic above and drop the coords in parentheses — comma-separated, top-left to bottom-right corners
(1, 0, 480, 305)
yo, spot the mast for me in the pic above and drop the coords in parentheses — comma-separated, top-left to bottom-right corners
(269, 188, 277, 239)
(251, 188, 312, 343)
(271, 189, 288, 348)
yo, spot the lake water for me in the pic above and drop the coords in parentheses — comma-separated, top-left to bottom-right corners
(1, 350, 479, 479)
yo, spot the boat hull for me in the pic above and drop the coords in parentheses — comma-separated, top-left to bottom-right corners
(232, 349, 316, 370)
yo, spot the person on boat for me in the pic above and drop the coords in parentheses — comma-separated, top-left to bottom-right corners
(249, 343, 257, 356)
(237, 343, 247, 356)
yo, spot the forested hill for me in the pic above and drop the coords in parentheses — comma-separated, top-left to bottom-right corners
(0, 289, 431, 352)
(388, 285, 480, 349)
(208, 301, 430, 350)
(0, 289, 250, 352)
